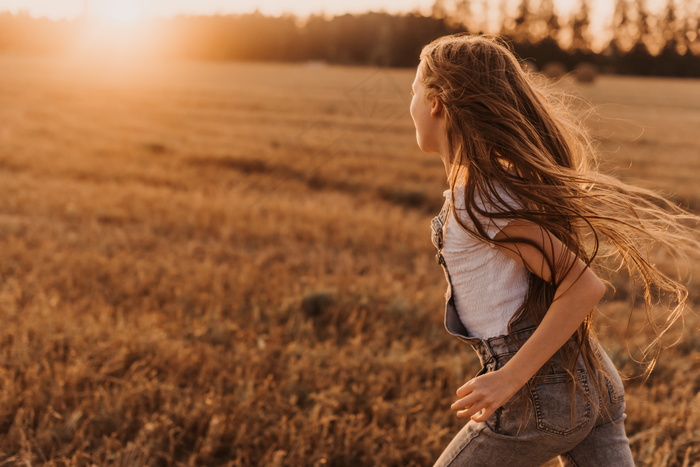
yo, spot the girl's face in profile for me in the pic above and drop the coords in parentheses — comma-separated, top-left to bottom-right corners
(409, 61, 444, 155)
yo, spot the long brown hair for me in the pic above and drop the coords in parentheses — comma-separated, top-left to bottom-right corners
(419, 34, 698, 395)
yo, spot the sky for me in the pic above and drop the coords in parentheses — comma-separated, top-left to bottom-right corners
(0, 0, 613, 21)
(0, 0, 673, 39)
(2, 0, 432, 19)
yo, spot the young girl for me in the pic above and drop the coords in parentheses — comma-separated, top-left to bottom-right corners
(409, 34, 697, 466)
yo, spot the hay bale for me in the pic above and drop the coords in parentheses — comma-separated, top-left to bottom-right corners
(542, 61, 567, 80)
(574, 62, 599, 84)
(301, 290, 335, 318)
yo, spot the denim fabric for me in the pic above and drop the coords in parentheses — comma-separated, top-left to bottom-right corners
(430, 195, 634, 466)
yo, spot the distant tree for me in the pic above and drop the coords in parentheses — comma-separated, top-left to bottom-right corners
(658, 0, 698, 55)
(648, 0, 699, 75)
(388, 13, 464, 66)
(659, 0, 683, 52)
(694, 0, 700, 55)
(604, 0, 656, 68)
(695, 6, 700, 54)
(678, 0, 700, 55)
(633, 0, 652, 47)
(609, 0, 656, 74)
(570, 0, 592, 51)
(370, 20, 393, 66)
(432, 0, 448, 19)
(543, 0, 561, 42)
(608, 0, 633, 54)
(529, 0, 560, 43)
(475, 0, 489, 33)
(430, 0, 472, 29)
(454, 0, 473, 29)
(299, 14, 332, 60)
(164, 13, 301, 61)
(512, 0, 535, 43)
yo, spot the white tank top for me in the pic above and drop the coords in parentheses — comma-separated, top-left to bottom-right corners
(441, 184, 530, 338)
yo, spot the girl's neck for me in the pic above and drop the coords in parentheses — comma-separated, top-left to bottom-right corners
(444, 161, 467, 189)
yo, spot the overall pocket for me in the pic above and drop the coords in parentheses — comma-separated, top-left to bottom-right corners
(595, 346, 626, 406)
(529, 369, 592, 436)
(603, 371, 625, 405)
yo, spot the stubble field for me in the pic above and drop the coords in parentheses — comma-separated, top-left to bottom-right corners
(0, 54, 698, 466)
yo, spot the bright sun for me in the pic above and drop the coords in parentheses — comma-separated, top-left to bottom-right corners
(94, 0, 143, 22)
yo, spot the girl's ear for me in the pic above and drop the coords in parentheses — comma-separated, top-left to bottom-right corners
(430, 96, 444, 118)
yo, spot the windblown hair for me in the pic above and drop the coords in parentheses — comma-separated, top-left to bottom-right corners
(419, 34, 699, 399)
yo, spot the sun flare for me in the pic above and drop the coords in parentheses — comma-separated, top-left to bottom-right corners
(71, 0, 159, 61)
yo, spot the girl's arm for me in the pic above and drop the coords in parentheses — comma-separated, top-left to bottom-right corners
(449, 219, 606, 422)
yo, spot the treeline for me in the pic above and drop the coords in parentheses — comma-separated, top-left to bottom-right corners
(0, 0, 698, 77)
(154, 12, 461, 66)
(440, 0, 700, 77)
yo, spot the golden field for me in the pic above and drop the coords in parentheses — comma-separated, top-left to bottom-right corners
(0, 54, 698, 466)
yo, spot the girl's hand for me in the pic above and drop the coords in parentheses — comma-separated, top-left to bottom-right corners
(449, 369, 523, 422)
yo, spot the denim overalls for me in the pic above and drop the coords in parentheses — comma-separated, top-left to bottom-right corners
(430, 192, 538, 370)
(429, 193, 634, 467)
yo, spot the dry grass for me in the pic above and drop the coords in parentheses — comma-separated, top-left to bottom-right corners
(0, 54, 698, 466)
